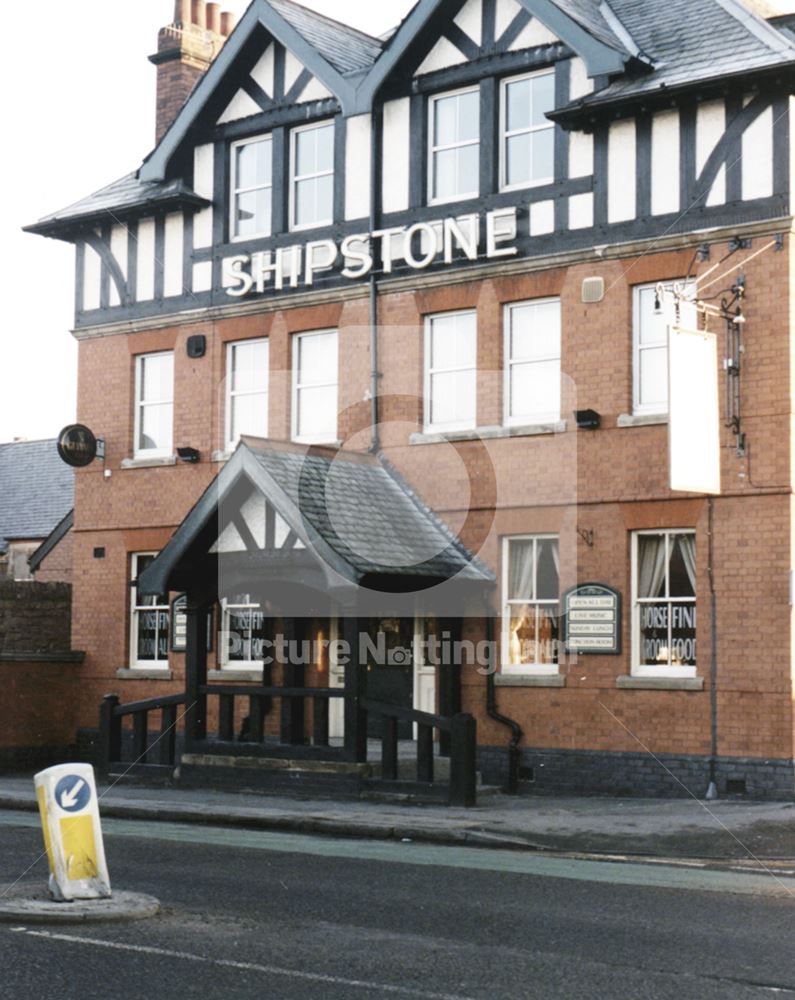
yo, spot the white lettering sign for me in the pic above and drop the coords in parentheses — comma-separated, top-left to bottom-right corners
(222, 209, 520, 298)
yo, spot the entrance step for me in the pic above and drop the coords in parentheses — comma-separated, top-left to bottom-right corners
(178, 753, 374, 800)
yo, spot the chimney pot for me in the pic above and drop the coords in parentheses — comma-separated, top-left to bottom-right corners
(191, 0, 206, 29)
(206, 2, 221, 33)
(221, 11, 236, 36)
(174, 0, 192, 26)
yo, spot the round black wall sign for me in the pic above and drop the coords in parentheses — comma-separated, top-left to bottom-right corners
(57, 424, 98, 468)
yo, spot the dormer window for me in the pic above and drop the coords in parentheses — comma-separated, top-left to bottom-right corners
(500, 70, 555, 191)
(428, 87, 480, 205)
(230, 135, 273, 241)
(290, 121, 335, 231)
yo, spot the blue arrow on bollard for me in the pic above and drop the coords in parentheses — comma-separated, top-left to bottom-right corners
(55, 775, 92, 813)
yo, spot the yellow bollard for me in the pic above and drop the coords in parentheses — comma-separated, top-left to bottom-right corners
(34, 764, 111, 901)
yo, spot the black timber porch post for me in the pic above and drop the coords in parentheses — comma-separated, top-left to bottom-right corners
(281, 617, 306, 746)
(438, 616, 463, 758)
(342, 615, 367, 763)
(184, 599, 210, 752)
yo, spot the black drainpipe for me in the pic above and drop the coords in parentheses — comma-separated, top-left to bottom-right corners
(368, 104, 382, 454)
(485, 611, 523, 794)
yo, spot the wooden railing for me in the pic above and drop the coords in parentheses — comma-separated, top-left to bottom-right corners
(99, 693, 187, 773)
(363, 699, 477, 807)
(99, 687, 477, 806)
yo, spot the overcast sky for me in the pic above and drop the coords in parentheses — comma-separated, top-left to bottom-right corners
(0, 0, 413, 444)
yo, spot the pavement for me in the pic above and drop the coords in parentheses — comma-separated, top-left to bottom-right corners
(2, 773, 795, 862)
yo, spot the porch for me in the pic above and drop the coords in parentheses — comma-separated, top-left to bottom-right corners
(100, 440, 495, 806)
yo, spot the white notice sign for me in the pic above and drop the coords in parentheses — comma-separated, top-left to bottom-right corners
(669, 325, 721, 495)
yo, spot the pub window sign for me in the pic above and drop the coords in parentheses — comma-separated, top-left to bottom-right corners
(563, 583, 622, 655)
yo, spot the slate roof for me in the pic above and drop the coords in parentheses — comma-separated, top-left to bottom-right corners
(0, 440, 75, 554)
(269, 0, 383, 74)
(554, 0, 634, 54)
(137, 441, 493, 596)
(247, 443, 491, 581)
(25, 173, 208, 238)
(555, 0, 795, 116)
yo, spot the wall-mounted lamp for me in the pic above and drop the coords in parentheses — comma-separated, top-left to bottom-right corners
(574, 409, 601, 430)
(177, 447, 201, 464)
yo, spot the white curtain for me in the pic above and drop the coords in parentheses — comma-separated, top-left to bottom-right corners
(638, 535, 667, 599)
(677, 534, 697, 595)
(509, 541, 534, 600)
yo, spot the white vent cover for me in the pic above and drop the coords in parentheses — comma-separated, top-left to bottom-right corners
(582, 277, 605, 304)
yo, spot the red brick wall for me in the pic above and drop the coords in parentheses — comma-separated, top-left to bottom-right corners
(34, 530, 74, 585)
(0, 660, 81, 751)
(68, 234, 795, 764)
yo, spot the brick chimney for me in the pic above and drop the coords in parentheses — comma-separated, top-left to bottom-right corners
(149, 1, 237, 144)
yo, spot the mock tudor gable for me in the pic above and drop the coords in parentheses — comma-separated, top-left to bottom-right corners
(27, 0, 795, 331)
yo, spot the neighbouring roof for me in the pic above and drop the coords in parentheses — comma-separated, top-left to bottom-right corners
(0, 440, 75, 554)
(137, 440, 493, 597)
(554, 0, 795, 119)
(268, 0, 384, 74)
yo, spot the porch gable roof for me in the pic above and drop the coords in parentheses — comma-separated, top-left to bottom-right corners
(136, 439, 494, 598)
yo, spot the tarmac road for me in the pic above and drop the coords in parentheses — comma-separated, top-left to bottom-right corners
(0, 811, 793, 1000)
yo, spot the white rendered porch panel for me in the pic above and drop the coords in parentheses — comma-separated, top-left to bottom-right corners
(164, 213, 184, 298)
(240, 494, 267, 549)
(742, 105, 773, 201)
(382, 98, 411, 213)
(211, 522, 246, 554)
(193, 262, 212, 293)
(608, 119, 636, 223)
(454, 0, 482, 44)
(83, 235, 102, 311)
(345, 114, 372, 221)
(509, 18, 559, 50)
(296, 76, 333, 102)
(108, 224, 129, 308)
(696, 101, 726, 207)
(651, 110, 680, 216)
(569, 57, 593, 101)
(495, 0, 522, 39)
(136, 219, 156, 302)
(250, 45, 274, 97)
(284, 50, 304, 93)
(415, 36, 466, 75)
(569, 130, 593, 178)
(218, 88, 261, 124)
(193, 144, 214, 249)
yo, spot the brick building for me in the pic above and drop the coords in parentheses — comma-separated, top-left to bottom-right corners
(25, 0, 795, 798)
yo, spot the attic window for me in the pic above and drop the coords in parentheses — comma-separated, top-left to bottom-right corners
(500, 70, 555, 191)
(231, 135, 273, 241)
(291, 121, 335, 231)
(429, 87, 480, 205)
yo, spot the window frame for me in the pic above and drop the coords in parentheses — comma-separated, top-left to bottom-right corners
(291, 328, 339, 445)
(423, 309, 478, 434)
(427, 85, 481, 207)
(224, 338, 270, 452)
(503, 297, 562, 427)
(289, 120, 335, 233)
(631, 529, 697, 678)
(499, 69, 556, 193)
(501, 534, 561, 675)
(632, 280, 696, 417)
(129, 552, 170, 671)
(133, 351, 174, 460)
(219, 595, 267, 671)
(229, 133, 274, 243)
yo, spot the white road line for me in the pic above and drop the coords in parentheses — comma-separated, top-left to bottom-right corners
(20, 929, 476, 1000)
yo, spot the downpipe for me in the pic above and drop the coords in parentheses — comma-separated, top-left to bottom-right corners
(368, 106, 382, 454)
(485, 613, 523, 794)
